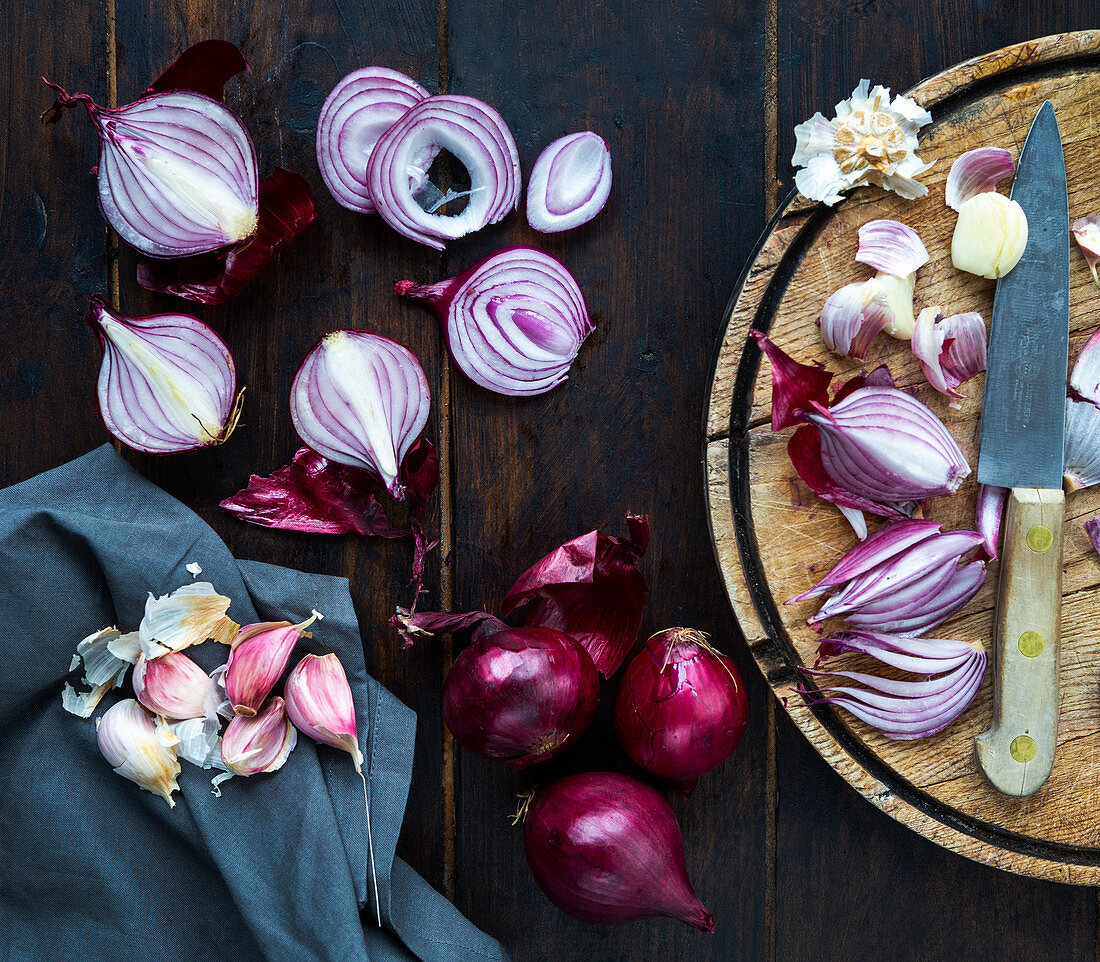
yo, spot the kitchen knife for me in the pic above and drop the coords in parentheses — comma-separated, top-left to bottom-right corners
(974, 100, 1069, 797)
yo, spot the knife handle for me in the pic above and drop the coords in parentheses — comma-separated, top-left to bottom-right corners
(974, 487, 1063, 797)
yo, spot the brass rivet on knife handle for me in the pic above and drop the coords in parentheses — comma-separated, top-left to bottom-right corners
(974, 488, 1063, 797)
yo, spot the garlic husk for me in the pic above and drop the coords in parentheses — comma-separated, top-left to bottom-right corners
(1072, 215, 1100, 284)
(874, 272, 917, 338)
(96, 698, 181, 806)
(945, 147, 1014, 211)
(285, 652, 364, 771)
(171, 715, 227, 770)
(808, 386, 971, 502)
(1070, 324, 1100, 404)
(1085, 515, 1100, 558)
(951, 192, 1028, 279)
(62, 627, 132, 718)
(225, 610, 321, 716)
(817, 280, 891, 359)
(290, 329, 431, 498)
(221, 696, 297, 776)
(1064, 397, 1100, 491)
(911, 307, 987, 405)
(134, 651, 219, 720)
(855, 219, 929, 277)
(86, 296, 244, 455)
(139, 581, 237, 659)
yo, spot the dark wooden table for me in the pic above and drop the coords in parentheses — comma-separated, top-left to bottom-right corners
(7, 2, 1100, 959)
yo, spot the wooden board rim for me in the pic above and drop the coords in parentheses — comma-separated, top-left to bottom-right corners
(704, 29, 1100, 885)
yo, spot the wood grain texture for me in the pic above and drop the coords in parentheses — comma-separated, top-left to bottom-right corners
(706, 28, 1100, 902)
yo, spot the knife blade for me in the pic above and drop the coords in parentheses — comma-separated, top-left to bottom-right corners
(973, 100, 1069, 797)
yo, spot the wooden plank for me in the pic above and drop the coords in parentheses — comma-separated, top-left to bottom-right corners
(109, 0, 449, 890)
(441, 0, 771, 956)
(0, 0, 108, 484)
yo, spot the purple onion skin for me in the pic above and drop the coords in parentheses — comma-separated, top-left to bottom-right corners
(442, 627, 599, 768)
(614, 629, 748, 795)
(523, 772, 716, 931)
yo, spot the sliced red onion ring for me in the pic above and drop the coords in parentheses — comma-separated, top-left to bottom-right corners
(44, 85, 259, 258)
(397, 246, 593, 396)
(855, 219, 929, 277)
(316, 67, 429, 214)
(1064, 396, 1100, 491)
(366, 94, 519, 249)
(290, 329, 430, 498)
(945, 147, 1014, 211)
(976, 483, 1006, 560)
(85, 295, 242, 454)
(526, 131, 612, 233)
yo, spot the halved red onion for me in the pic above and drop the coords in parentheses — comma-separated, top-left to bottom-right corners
(1072, 215, 1100, 285)
(290, 330, 431, 499)
(1071, 324, 1100, 405)
(397, 246, 593, 396)
(1064, 396, 1100, 491)
(911, 307, 987, 405)
(86, 295, 242, 454)
(945, 147, 1014, 211)
(366, 94, 519, 249)
(526, 131, 612, 233)
(802, 630, 987, 739)
(316, 67, 429, 214)
(854, 219, 929, 277)
(44, 85, 259, 258)
(976, 483, 1006, 559)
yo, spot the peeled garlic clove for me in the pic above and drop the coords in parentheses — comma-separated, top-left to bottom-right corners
(139, 581, 237, 659)
(951, 192, 1028, 279)
(874, 271, 918, 338)
(96, 698, 181, 806)
(221, 696, 297, 776)
(1072, 215, 1100, 285)
(285, 653, 364, 771)
(225, 611, 322, 716)
(134, 651, 219, 720)
(86, 296, 244, 455)
(818, 280, 891, 359)
(945, 147, 1014, 211)
(855, 219, 929, 277)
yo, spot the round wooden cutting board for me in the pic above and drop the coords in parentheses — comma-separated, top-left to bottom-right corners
(705, 30, 1100, 883)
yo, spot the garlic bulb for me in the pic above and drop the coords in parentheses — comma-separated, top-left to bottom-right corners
(951, 192, 1028, 279)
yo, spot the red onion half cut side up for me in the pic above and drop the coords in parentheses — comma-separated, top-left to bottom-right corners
(366, 94, 520, 249)
(521, 771, 716, 931)
(85, 295, 243, 454)
(290, 329, 431, 499)
(398, 246, 594, 396)
(316, 67, 429, 214)
(526, 131, 612, 233)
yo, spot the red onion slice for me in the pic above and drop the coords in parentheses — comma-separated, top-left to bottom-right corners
(366, 94, 520, 249)
(526, 131, 612, 233)
(290, 330, 430, 498)
(976, 483, 1007, 559)
(316, 67, 429, 214)
(85, 295, 242, 454)
(398, 246, 593, 396)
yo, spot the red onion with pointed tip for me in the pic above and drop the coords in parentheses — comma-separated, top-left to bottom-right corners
(522, 771, 716, 931)
(614, 629, 747, 795)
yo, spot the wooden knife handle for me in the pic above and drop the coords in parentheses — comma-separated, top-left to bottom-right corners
(974, 487, 1063, 797)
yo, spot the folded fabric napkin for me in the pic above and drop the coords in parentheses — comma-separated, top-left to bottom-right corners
(0, 444, 508, 962)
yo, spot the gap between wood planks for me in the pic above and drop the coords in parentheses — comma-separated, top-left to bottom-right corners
(103, 0, 121, 458)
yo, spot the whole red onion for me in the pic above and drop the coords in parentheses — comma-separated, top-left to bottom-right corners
(443, 626, 598, 768)
(614, 628, 748, 795)
(522, 771, 715, 931)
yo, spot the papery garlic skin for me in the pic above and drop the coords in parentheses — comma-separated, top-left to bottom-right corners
(945, 147, 1014, 211)
(793, 80, 932, 206)
(951, 192, 1028, 279)
(225, 611, 321, 717)
(911, 307, 987, 404)
(1064, 397, 1100, 491)
(817, 281, 891, 359)
(221, 697, 297, 776)
(96, 698, 181, 806)
(285, 653, 364, 771)
(1072, 215, 1100, 285)
(134, 651, 219, 720)
(62, 626, 132, 717)
(139, 581, 237, 660)
(855, 220, 929, 277)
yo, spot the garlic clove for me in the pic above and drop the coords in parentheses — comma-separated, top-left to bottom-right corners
(945, 147, 1014, 211)
(817, 280, 891, 359)
(1072, 215, 1100, 284)
(221, 696, 297, 776)
(139, 581, 237, 660)
(284, 653, 364, 771)
(873, 271, 917, 338)
(225, 610, 322, 716)
(951, 192, 1028, 279)
(134, 651, 219, 720)
(96, 698, 181, 806)
(855, 219, 929, 277)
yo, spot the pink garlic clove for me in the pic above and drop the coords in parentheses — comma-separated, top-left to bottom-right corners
(225, 611, 321, 717)
(134, 651, 218, 720)
(96, 698, 181, 806)
(284, 652, 363, 771)
(221, 697, 297, 776)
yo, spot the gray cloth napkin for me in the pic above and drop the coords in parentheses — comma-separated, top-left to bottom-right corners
(0, 444, 508, 962)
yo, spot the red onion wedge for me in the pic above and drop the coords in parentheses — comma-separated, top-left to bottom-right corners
(614, 629, 747, 795)
(316, 67, 429, 214)
(290, 329, 431, 499)
(85, 295, 243, 454)
(397, 246, 593, 396)
(801, 630, 987, 739)
(945, 147, 1014, 211)
(366, 94, 520, 249)
(521, 771, 716, 931)
(526, 131, 612, 233)
(976, 483, 1006, 560)
(502, 514, 649, 677)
